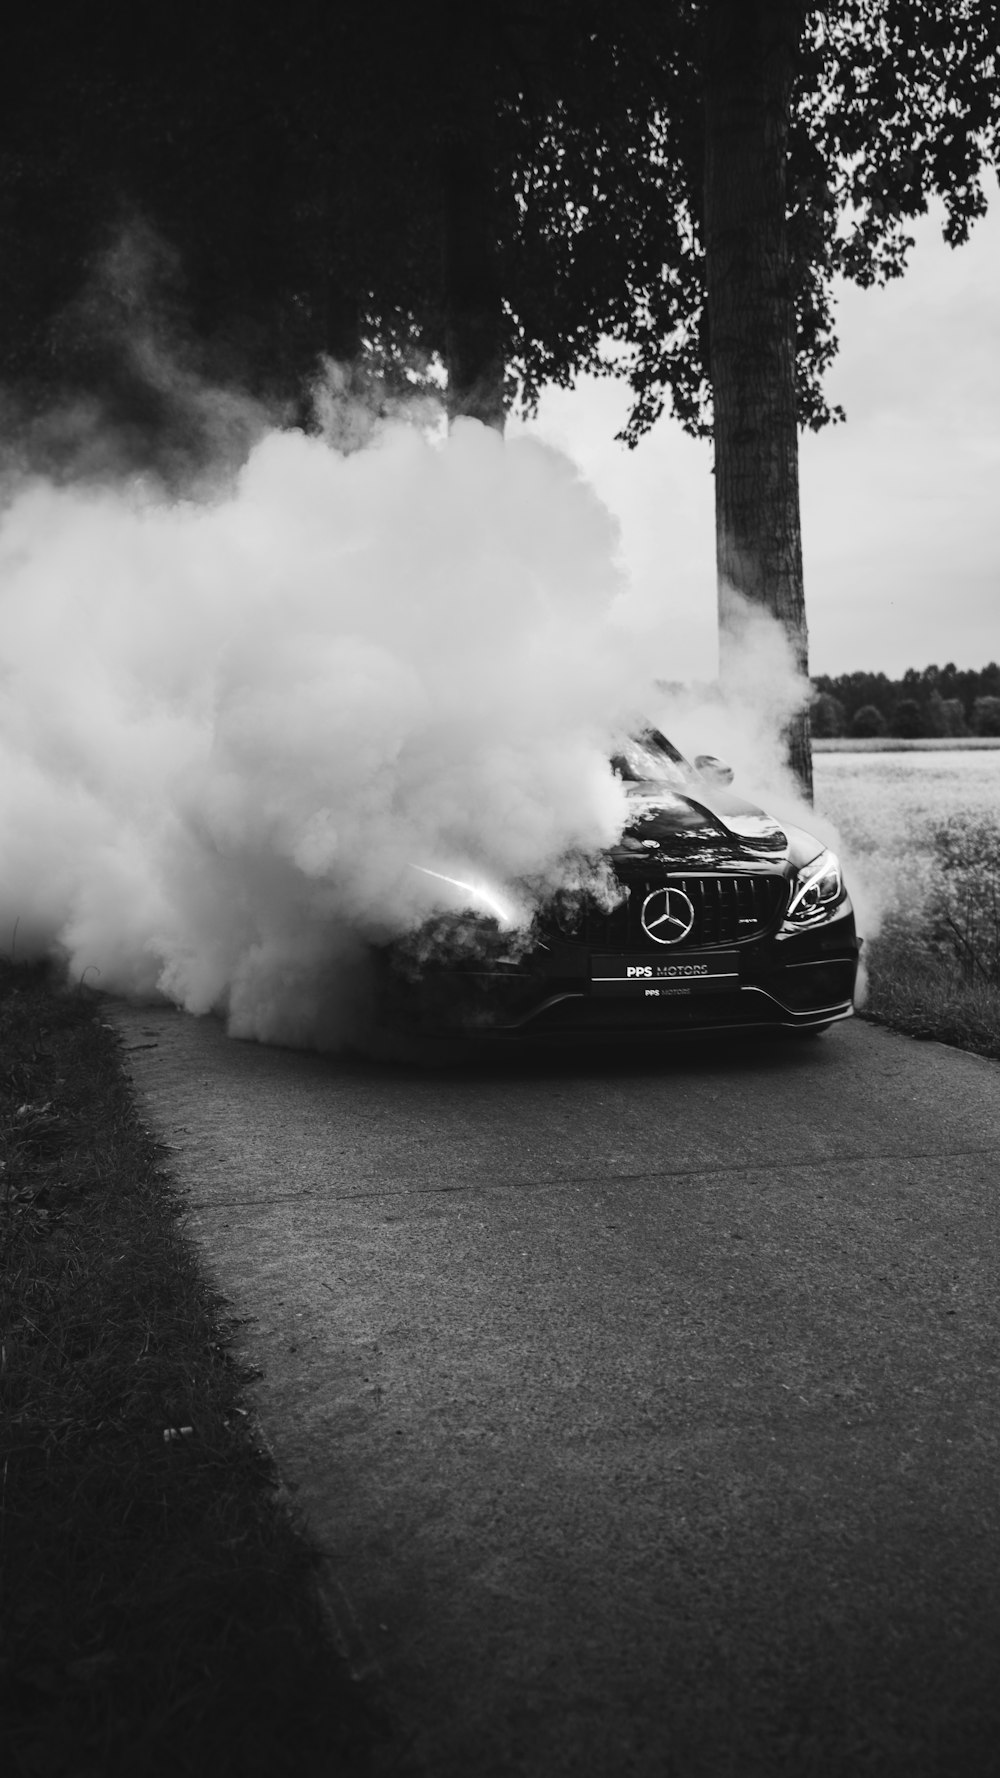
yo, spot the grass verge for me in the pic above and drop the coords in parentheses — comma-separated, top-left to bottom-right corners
(1, 961, 387, 1778)
(858, 813, 1000, 1061)
(861, 926, 1000, 1061)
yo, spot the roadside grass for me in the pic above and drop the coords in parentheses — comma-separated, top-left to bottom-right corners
(0, 961, 384, 1778)
(859, 812, 1000, 1062)
(862, 923, 1000, 1059)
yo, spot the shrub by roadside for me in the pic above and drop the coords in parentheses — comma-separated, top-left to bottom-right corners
(859, 814, 1000, 1063)
(0, 963, 387, 1778)
(862, 925, 1000, 1061)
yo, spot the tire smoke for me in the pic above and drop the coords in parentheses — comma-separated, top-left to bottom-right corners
(2, 370, 864, 1049)
(0, 414, 674, 1047)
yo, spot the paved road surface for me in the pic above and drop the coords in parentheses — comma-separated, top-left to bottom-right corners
(111, 1008, 1000, 1778)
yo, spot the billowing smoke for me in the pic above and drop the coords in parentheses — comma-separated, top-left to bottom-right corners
(655, 592, 808, 805)
(1, 410, 686, 1046)
(0, 224, 277, 492)
(4, 332, 874, 1049)
(652, 598, 883, 993)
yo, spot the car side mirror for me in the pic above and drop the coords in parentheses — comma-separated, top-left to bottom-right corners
(694, 754, 734, 786)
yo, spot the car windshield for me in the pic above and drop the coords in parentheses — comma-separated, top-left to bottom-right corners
(611, 729, 692, 789)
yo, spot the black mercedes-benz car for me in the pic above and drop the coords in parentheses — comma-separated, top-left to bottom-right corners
(377, 729, 859, 1043)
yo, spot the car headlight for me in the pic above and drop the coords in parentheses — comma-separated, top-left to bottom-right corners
(786, 848, 845, 923)
(410, 864, 519, 930)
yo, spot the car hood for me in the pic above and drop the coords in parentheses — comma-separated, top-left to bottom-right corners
(611, 779, 793, 865)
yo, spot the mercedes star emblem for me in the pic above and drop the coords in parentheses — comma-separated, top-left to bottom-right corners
(640, 886, 696, 945)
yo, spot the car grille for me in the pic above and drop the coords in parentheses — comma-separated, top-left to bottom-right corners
(551, 872, 788, 950)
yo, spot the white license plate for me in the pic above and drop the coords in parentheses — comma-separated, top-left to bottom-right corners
(591, 951, 740, 997)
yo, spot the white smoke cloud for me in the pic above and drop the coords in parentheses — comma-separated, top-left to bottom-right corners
(643, 595, 884, 990)
(0, 222, 277, 491)
(4, 393, 872, 1048)
(649, 591, 807, 802)
(1, 415, 671, 1045)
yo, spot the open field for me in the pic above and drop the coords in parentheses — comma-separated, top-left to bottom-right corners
(814, 736, 1000, 752)
(815, 749, 1000, 1059)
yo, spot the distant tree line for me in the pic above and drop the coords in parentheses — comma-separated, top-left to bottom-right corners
(812, 664, 1000, 738)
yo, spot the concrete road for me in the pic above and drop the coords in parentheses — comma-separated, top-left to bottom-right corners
(111, 1008, 1000, 1778)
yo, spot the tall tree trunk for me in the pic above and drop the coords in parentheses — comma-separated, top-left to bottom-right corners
(440, 11, 505, 432)
(441, 135, 505, 431)
(703, 0, 812, 798)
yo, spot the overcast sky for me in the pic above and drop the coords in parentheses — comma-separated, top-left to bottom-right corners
(513, 197, 1000, 682)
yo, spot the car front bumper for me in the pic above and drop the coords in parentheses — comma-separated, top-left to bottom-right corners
(377, 899, 861, 1043)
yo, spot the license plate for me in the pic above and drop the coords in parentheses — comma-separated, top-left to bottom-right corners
(591, 951, 740, 997)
